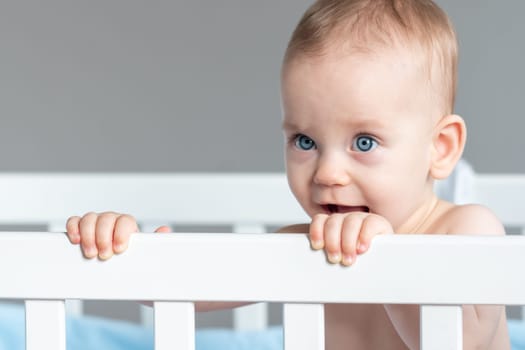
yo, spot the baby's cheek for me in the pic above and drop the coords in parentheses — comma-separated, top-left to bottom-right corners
(353, 147, 385, 167)
(286, 147, 317, 165)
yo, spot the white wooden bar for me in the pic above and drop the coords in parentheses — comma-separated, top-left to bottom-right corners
(25, 300, 66, 350)
(139, 222, 164, 329)
(284, 303, 324, 350)
(154, 302, 195, 350)
(0, 233, 524, 350)
(522, 226, 525, 320)
(0, 173, 307, 225)
(5, 173, 525, 227)
(233, 303, 269, 331)
(233, 223, 269, 331)
(420, 305, 462, 350)
(48, 221, 85, 318)
(2, 233, 525, 304)
(473, 174, 525, 226)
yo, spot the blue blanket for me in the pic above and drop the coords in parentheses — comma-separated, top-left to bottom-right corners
(0, 303, 281, 350)
(1, 303, 524, 349)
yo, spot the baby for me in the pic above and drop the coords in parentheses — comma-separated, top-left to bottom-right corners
(66, 0, 510, 348)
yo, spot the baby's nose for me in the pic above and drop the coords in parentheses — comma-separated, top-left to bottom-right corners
(313, 155, 352, 186)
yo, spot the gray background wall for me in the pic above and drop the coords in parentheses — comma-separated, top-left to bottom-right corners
(0, 0, 524, 174)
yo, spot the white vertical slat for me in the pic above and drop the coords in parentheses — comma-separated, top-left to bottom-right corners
(140, 304, 155, 329)
(64, 299, 83, 317)
(25, 300, 66, 350)
(154, 302, 195, 350)
(521, 226, 525, 321)
(233, 223, 269, 331)
(139, 223, 163, 329)
(284, 303, 324, 350)
(420, 305, 462, 350)
(49, 221, 84, 317)
(233, 302, 269, 331)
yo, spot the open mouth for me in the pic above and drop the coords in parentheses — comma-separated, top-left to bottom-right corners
(322, 204, 370, 214)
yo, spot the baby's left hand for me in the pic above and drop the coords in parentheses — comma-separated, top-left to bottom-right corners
(309, 212, 393, 266)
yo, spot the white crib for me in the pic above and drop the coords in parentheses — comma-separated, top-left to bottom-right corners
(0, 172, 524, 350)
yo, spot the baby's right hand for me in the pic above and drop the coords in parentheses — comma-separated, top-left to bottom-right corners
(66, 212, 171, 260)
(309, 212, 393, 266)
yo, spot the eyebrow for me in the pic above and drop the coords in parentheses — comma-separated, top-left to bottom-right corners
(282, 115, 389, 131)
(347, 117, 389, 130)
(281, 120, 299, 131)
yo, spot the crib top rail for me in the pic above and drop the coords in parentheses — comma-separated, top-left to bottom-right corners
(1, 232, 524, 305)
(0, 173, 307, 225)
(1, 172, 525, 226)
(473, 174, 525, 226)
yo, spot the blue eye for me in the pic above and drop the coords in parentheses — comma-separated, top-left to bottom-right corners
(352, 135, 377, 152)
(294, 134, 316, 151)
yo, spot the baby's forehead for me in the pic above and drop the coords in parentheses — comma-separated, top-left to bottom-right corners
(285, 39, 429, 71)
(281, 49, 443, 125)
(282, 46, 431, 95)
(286, 44, 443, 102)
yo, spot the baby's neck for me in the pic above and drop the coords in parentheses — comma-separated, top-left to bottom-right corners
(395, 194, 443, 234)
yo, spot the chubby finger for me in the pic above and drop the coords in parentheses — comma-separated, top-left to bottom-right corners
(66, 216, 81, 244)
(357, 215, 393, 254)
(79, 212, 99, 259)
(95, 212, 119, 260)
(340, 214, 365, 266)
(309, 214, 328, 250)
(113, 214, 138, 254)
(154, 225, 171, 233)
(323, 214, 345, 264)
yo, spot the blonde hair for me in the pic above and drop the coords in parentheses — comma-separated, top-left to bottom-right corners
(284, 0, 458, 115)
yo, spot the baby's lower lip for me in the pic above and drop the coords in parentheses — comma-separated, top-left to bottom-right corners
(322, 204, 370, 214)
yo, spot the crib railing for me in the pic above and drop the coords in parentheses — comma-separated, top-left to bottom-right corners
(473, 174, 525, 228)
(1, 171, 525, 347)
(0, 173, 307, 225)
(0, 173, 308, 329)
(1, 232, 525, 350)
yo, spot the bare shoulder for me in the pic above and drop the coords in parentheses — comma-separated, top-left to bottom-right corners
(440, 203, 505, 236)
(275, 223, 310, 234)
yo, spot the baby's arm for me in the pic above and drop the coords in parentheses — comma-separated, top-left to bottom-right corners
(384, 204, 507, 350)
(447, 205, 507, 349)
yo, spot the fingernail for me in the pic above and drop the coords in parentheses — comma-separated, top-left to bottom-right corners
(328, 253, 341, 264)
(342, 255, 353, 266)
(99, 250, 112, 260)
(311, 240, 324, 250)
(114, 244, 124, 253)
(84, 247, 97, 258)
(358, 243, 367, 253)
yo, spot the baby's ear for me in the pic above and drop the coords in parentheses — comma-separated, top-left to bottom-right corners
(430, 114, 466, 180)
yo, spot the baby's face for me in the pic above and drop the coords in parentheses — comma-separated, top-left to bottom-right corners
(281, 50, 440, 232)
